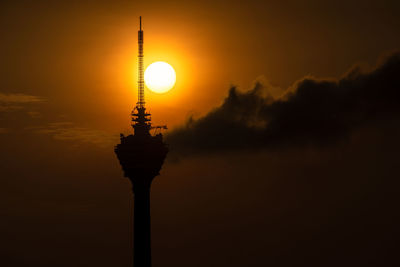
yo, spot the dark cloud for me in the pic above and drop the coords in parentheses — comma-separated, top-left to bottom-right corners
(166, 52, 400, 154)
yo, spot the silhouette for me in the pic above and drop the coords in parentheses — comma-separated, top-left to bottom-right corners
(115, 17, 168, 267)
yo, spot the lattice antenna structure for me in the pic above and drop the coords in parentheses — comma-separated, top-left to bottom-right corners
(131, 16, 151, 137)
(137, 16, 145, 108)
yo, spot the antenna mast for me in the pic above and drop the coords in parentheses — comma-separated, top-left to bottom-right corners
(138, 16, 145, 108)
(131, 16, 151, 137)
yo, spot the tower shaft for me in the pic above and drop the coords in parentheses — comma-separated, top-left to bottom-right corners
(133, 183, 152, 267)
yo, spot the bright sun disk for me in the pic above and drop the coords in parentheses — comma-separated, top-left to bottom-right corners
(144, 61, 176, 93)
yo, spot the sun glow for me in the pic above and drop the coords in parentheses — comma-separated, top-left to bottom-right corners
(144, 61, 176, 93)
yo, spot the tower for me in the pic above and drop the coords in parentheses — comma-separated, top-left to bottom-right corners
(115, 16, 168, 267)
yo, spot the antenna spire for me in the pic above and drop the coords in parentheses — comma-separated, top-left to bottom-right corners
(137, 16, 144, 108)
(131, 16, 151, 136)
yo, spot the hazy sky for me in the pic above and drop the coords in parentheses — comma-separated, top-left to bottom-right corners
(1, 1, 400, 266)
(1, 0, 400, 130)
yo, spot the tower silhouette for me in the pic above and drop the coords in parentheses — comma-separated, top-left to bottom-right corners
(115, 16, 168, 267)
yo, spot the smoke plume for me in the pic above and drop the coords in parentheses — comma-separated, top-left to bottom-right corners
(166, 52, 400, 154)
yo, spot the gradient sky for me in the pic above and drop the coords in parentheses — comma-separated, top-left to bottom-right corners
(1, 1, 400, 267)
(2, 0, 400, 130)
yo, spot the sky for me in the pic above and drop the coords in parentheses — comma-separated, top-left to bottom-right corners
(1, 1, 400, 266)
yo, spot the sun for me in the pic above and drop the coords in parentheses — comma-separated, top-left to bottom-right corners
(144, 61, 176, 93)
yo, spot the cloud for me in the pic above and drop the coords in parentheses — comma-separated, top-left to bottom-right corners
(166, 52, 400, 154)
(0, 105, 24, 112)
(0, 92, 45, 114)
(33, 122, 117, 147)
(26, 111, 42, 118)
(0, 93, 45, 103)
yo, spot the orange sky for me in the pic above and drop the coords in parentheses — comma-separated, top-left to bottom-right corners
(2, 1, 400, 267)
(2, 0, 400, 136)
